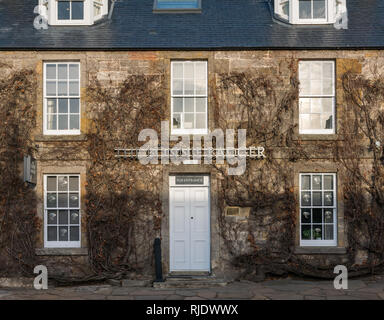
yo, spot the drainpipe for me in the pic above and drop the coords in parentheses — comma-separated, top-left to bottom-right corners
(108, 0, 117, 20)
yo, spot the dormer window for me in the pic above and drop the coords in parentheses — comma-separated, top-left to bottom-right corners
(274, 0, 347, 25)
(40, 0, 108, 26)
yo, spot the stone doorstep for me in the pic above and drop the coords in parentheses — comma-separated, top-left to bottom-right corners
(153, 277, 229, 289)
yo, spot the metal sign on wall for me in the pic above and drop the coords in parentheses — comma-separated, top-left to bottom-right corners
(175, 176, 204, 185)
(24, 155, 37, 185)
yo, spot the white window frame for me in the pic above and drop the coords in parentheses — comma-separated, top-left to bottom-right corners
(44, 0, 106, 26)
(171, 61, 208, 135)
(300, 173, 337, 247)
(275, 0, 337, 24)
(299, 60, 335, 135)
(43, 62, 81, 135)
(44, 174, 81, 248)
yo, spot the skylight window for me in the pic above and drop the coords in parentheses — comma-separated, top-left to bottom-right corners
(154, 0, 201, 11)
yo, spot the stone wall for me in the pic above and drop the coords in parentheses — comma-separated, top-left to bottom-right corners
(0, 49, 381, 280)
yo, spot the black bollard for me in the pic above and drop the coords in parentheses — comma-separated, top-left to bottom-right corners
(154, 238, 164, 282)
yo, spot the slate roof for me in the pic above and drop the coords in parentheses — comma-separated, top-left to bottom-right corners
(0, 0, 384, 50)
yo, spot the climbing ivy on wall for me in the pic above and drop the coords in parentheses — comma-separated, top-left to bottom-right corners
(0, 63, 38, 276)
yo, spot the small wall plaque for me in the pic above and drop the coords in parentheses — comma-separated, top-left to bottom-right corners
(24, 155, 37, 185)
(175, 176, 204, 185)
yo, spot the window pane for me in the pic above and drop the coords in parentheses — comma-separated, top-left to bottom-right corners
(196, 113, 206, 129)
(196, 98, 206, 112)
(324, 225, 334, 240)
(310, 114, 321, 129)
(47, 193, 57, 208)
(301, 175, 311, 189)
(322, 98, 333, 113)
(313, 0, 326, 19)
(173, 113, 181, 129)
(58, 64, 67, 80)
(69, 64, 79, 79)
(70, 99, 80, 113)
(59, 226, 68, 241)
(58, 176, 68, 191)
(48, 226, 58, 241)
(58, 193, 68, 207)
(58, 115, 68, 130)
(195, 62, 206, 79)
(324, 175, 334, 189)
(299, 0, 311, 19)
(71, 1, 84, 20)
(313, 208, 322, 223)
(300, 114, 311, 130)
(301, 225, 311, 240)
(70, 115, 80, 130)
(184, 98, 194, 112)
(301, 192, 311, 206)
(58, 81, 67, 96)
(58, 1, 70, 20)
(156, 0, 199, 9)
(47, 99, 57, 113)
(47, 177, 57, 191)
(58, 99, 68, 113)
(324, 209, 333, 223)
(184, 113, 194, 129)
(184, 63, 194, 79)
(59, 210, 69, 224)
(172, 63, 183, 78)
(47, 210, 57, 224)
(322, 114, 333, 129)
(173, 79, 183, 95)
(69, 176, 79, 191)
(173, 98, 183, 112)
(70, 210, 80, 224)
(46, 81, 56, 96)
(311, 98, 322, 113)
(70, 226, 80, 241)
(46, 64, 56, 79)
(312, 225, 323, 240)
(184, 79, 194, 95)
(324, 191, 333, 206)
(195, 79, 206, 95)
(312, 175, 322, 190)
(69, 81, 79, 96)
(69, 193, 79, 207)
(323, 62, 333, 79)
(301, 209, 311, 223)
(47, 114, 57, 130)
(313, 191, 322, 206)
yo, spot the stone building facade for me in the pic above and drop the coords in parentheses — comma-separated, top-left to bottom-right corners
(0, 1, 383, 281)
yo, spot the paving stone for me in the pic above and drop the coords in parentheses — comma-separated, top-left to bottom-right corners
(251, 295, 269, 300)
(327, 295, 360, 300)
(378, 292, 384, 300)
(184, 297, 207, 300)
(304, 295, 326, 300)
(166, 295, 184, 300)
(347, 280, 367, 290)
(196, 291, 217, 299)
(175, 290, 198, 297)
(265, 293, 304, 300)
(107, 295, 134, 300)
(134, 295, 167, 300)
(347, 292, 380, 300)
(217, 291, 253, 299)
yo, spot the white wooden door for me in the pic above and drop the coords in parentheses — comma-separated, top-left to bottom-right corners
(170, 180, 210, 272)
